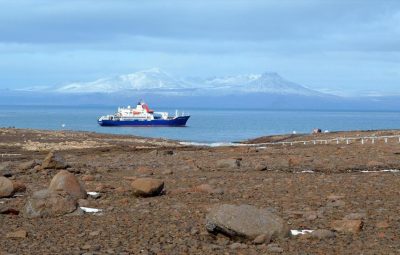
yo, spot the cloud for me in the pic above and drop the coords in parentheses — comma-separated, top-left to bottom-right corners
(0, 0, 399, 93)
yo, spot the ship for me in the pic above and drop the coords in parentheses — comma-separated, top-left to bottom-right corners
(98, 100, 190, 127)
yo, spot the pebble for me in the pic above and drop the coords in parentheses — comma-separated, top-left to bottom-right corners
(331, 219, 363, 234)
(6, 229, 27, 239)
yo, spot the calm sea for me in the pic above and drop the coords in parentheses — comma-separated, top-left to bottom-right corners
(1, 105, 400, 143)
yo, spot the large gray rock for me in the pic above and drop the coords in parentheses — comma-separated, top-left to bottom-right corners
(48, 170, 87, 199)
(42, 151, 68, 169)
(206, 204, 290, 241)
(0, 177, 15, 198)
(24, 189, 78, 218)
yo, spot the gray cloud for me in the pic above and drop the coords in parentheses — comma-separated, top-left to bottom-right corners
(0, 0, 399, 93)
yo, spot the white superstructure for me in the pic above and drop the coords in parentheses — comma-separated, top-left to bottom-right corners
(98, 101, 169, 121)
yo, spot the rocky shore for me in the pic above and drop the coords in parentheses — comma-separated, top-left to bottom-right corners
(0, 128, 399, 254)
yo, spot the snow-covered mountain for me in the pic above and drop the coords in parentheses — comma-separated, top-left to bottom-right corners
(52, 68, 325, 96)
(200, 72, 321, 96)
(55, 68, 191, 93)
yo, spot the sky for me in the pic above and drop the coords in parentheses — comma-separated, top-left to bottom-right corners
(0, 0, 399, 95)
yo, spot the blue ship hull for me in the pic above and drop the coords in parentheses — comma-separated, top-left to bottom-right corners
(98, 116, 190, 127)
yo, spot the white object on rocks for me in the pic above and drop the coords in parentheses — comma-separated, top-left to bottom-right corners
(290, 229, 314, 236)
(80, 207, 103, 213)
(87, 192, 100, 196)
(360, 169, 399, 173)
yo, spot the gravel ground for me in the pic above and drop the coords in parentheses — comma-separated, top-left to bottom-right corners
(0, 128, 399, 254)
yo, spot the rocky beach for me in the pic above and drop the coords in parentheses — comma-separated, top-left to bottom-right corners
(0, 128, 399, 254)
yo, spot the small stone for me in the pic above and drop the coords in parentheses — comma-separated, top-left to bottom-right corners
(376, 221, 389, 229)
(162, 169, 173, 175)
(82, 175, 95, 181)
(6, 230, 27, 239)
(344, 212, 367, 220)
(78, 199, 90, 207)
(18, 160, 40, 171)
(216, 158, 241, 169)
(0, 177, 15, 198)
(327, 194, 345, 201)
(82, 244, 91, 250)
(89, 230, 101, 236)
(42, 151, 68, 169)
(304, 211, 318, 221)
(135, 166, 154, 176)
(230, 243, 247, 249)
(12, 180, 26, 193)
(131, 178, 164, 197)
(310, 229, 335, 239)
(267, 244, 284, 253)
(194, 184, 223, 194)
(327, 200, 346, 208)
(255, 162, 268, 171)
(253, 234, 270, 244)
(331, 220, 363, 234)
(190, 228, 199, 235)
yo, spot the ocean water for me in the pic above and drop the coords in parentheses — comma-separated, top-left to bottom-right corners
(1, 105, 400, 143)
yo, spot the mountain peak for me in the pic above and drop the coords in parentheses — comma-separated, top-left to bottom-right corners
(50, 68, 324, 96)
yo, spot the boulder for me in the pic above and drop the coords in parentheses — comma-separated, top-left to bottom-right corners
(42, 151, 68, 169)
(331, 220, 363, 234)
(206, 204, 290, 241)
(48, 170, 87, 199)
(0, 177, 15, 198)
(24, 189, 78, 218)
(216, 158, 241, 169)
(131, 178, 164, 197)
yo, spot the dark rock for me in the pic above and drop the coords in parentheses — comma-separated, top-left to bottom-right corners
(0, 176, 15, 198)
(206, 204, 290, 241)
(131, 178, 164, 197)
(24, 189, 78, 218)
(0, 206, 20, 215)
(42, 151, 68, 169)
(48, 170, 87, 199)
